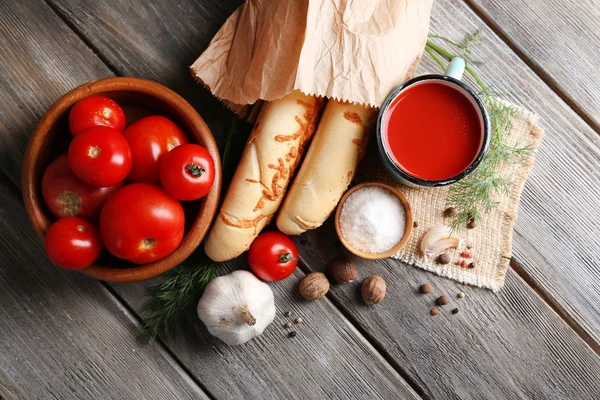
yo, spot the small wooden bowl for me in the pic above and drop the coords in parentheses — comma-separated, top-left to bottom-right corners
(334, 182, 413, 260)
(22, 77, 221, 282)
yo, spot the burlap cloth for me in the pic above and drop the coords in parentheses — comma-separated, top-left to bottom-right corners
(361, 101, 544, 291)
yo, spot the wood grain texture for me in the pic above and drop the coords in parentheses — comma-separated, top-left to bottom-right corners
(296, 222, 600, 399)
(0, 1, 419, 398)
(426, 0, 600, 348)
(0, 177, 208, 399)
(116, 265, 419, 400)
(467, 0, 600, 131)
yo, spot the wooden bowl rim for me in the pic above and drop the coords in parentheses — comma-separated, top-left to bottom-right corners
(334, 182, 413, 260)
(21, 77, 222, 282)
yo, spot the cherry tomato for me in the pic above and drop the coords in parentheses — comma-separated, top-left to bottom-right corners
(124, 116, 188, 184)
(159, 144, 215, 201)
(99, 183, 185, 264)
(42, 154, 123, 220)
(248, 232, 298, 281)
(69, 96, 126, 136)
(68, 126, 132, 187)
(44, 217, 103, 270)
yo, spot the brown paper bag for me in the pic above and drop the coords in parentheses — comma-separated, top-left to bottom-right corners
(191, 0, 434, 109)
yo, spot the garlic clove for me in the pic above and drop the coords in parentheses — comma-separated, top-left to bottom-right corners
(420, 225, 462, 259)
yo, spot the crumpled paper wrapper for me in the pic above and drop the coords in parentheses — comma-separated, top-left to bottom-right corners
(191, 0, 433, 110)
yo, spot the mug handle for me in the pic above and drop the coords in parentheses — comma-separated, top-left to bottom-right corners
(445, 57, 465, 80)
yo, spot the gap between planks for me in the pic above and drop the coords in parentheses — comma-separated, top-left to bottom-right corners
(461, 0, 600, 135)
(0, 164, 216, 400)
(509, 258, 600, 356)
(34, 0, 599, 393)
(42, 0, 122, 76)
(27, 2, 430, 396)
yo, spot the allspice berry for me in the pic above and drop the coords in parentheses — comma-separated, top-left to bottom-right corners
(419, 283, 432, 294)
(467, 219, 477, 229)
(444, 207, 458, 217)
(436, 253, 451, 265)
(362, 275, 386, 305)
(298, 272, 330, 300)
(329, 256, 357, 284)
(436, 295, 449, 306)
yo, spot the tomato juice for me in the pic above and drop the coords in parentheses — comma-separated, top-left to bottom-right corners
(383, 81, 483, 181)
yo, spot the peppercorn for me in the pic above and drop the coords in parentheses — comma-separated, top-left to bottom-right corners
(436, 253, 451, 265)
(444, 207, 458, 217)
(419, 283, 432, 294)
(413, 221, 419, 228)
(467, 219, 477, 229)
(452, 308, 459, 314)
(436, 295, 449, 306)
(455, 260, 463, 266)
(430, 308, 438, 316)
(295, 317, 303, 324)
(457, 292, 465, 299)
(468, 262, 476, 269)
(286, 311, 293, 317)
(460, 251, 472, 258)
(285, 322, 293, 328)
(460, 260, 468, 268)
(288, 331, 297, 338)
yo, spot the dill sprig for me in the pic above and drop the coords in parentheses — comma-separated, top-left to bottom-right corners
(426, 32, 533, 230)
(140, 261, 217, 342)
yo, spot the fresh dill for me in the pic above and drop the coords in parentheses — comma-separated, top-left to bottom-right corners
(140, 261, 217, 342)
(426, 32, 532, 230)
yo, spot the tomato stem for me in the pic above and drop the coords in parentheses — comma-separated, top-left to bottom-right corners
(279, 253, 297, 263)
(186, 163, 205, 177)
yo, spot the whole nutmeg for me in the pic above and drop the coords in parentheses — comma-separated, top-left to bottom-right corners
(299, 272, 330, 300)
(361, 275, 386, 305)
(329, 256, 357, 284)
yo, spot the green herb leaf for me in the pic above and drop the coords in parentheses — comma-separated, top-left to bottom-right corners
(425, 33, 533, 230)
(139, 261, 218, 342)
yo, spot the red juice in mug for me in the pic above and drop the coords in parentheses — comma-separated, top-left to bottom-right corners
(383, 81, 483, 181)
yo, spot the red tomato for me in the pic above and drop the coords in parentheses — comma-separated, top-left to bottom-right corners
(44, 217, 103, 270)
(69, 96, 126, 136)
(68, 126, 132, 187)
(248, 232, 298, 281)
(42, 154, 123, 220)
(159, 144, 215, 201)
(124, 116, 188, 184)
(99, 183, 185, 264)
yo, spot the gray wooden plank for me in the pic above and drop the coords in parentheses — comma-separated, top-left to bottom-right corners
(466, 0, 600, 131)
(0, 0, 420, 398)
(7, 0, 600, 398)
(296, 223, 600, 399)
(0, 177, 208, 399)
(48, 0, 600, 356)
(116, 267, 419, 400)
(426, 0, 600, 347)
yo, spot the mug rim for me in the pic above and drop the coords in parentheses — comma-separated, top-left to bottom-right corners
(376, 74, 491, 187)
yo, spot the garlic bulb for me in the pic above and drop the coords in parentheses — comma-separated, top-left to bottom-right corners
(420, 225, 462, 259)
(197, 270, 276, 345)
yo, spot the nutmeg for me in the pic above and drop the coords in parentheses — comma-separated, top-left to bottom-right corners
(298, 272, 330, 300)
(361, 275, 386, 305)
(329, 256, 357, 284)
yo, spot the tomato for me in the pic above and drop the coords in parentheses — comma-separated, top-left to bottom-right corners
(248, 232, 298, 281)
(42, 154, 123, 220)
(68, 126, 132, 187)
(99, 183, 185, 264)
(159, 144, 215, 201)
(44, 217, 103, 270)
(124, 116, 188, 184)
(69, 96, 126, 136)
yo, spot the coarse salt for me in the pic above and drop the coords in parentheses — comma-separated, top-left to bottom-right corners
(339, 186, 406, 254)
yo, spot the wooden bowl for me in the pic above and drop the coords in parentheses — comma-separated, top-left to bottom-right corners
(334, 182, 413, 260)
(22, 77, 221, 282)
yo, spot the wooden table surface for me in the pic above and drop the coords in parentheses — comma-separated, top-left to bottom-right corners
(1, 0, 599, 399)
